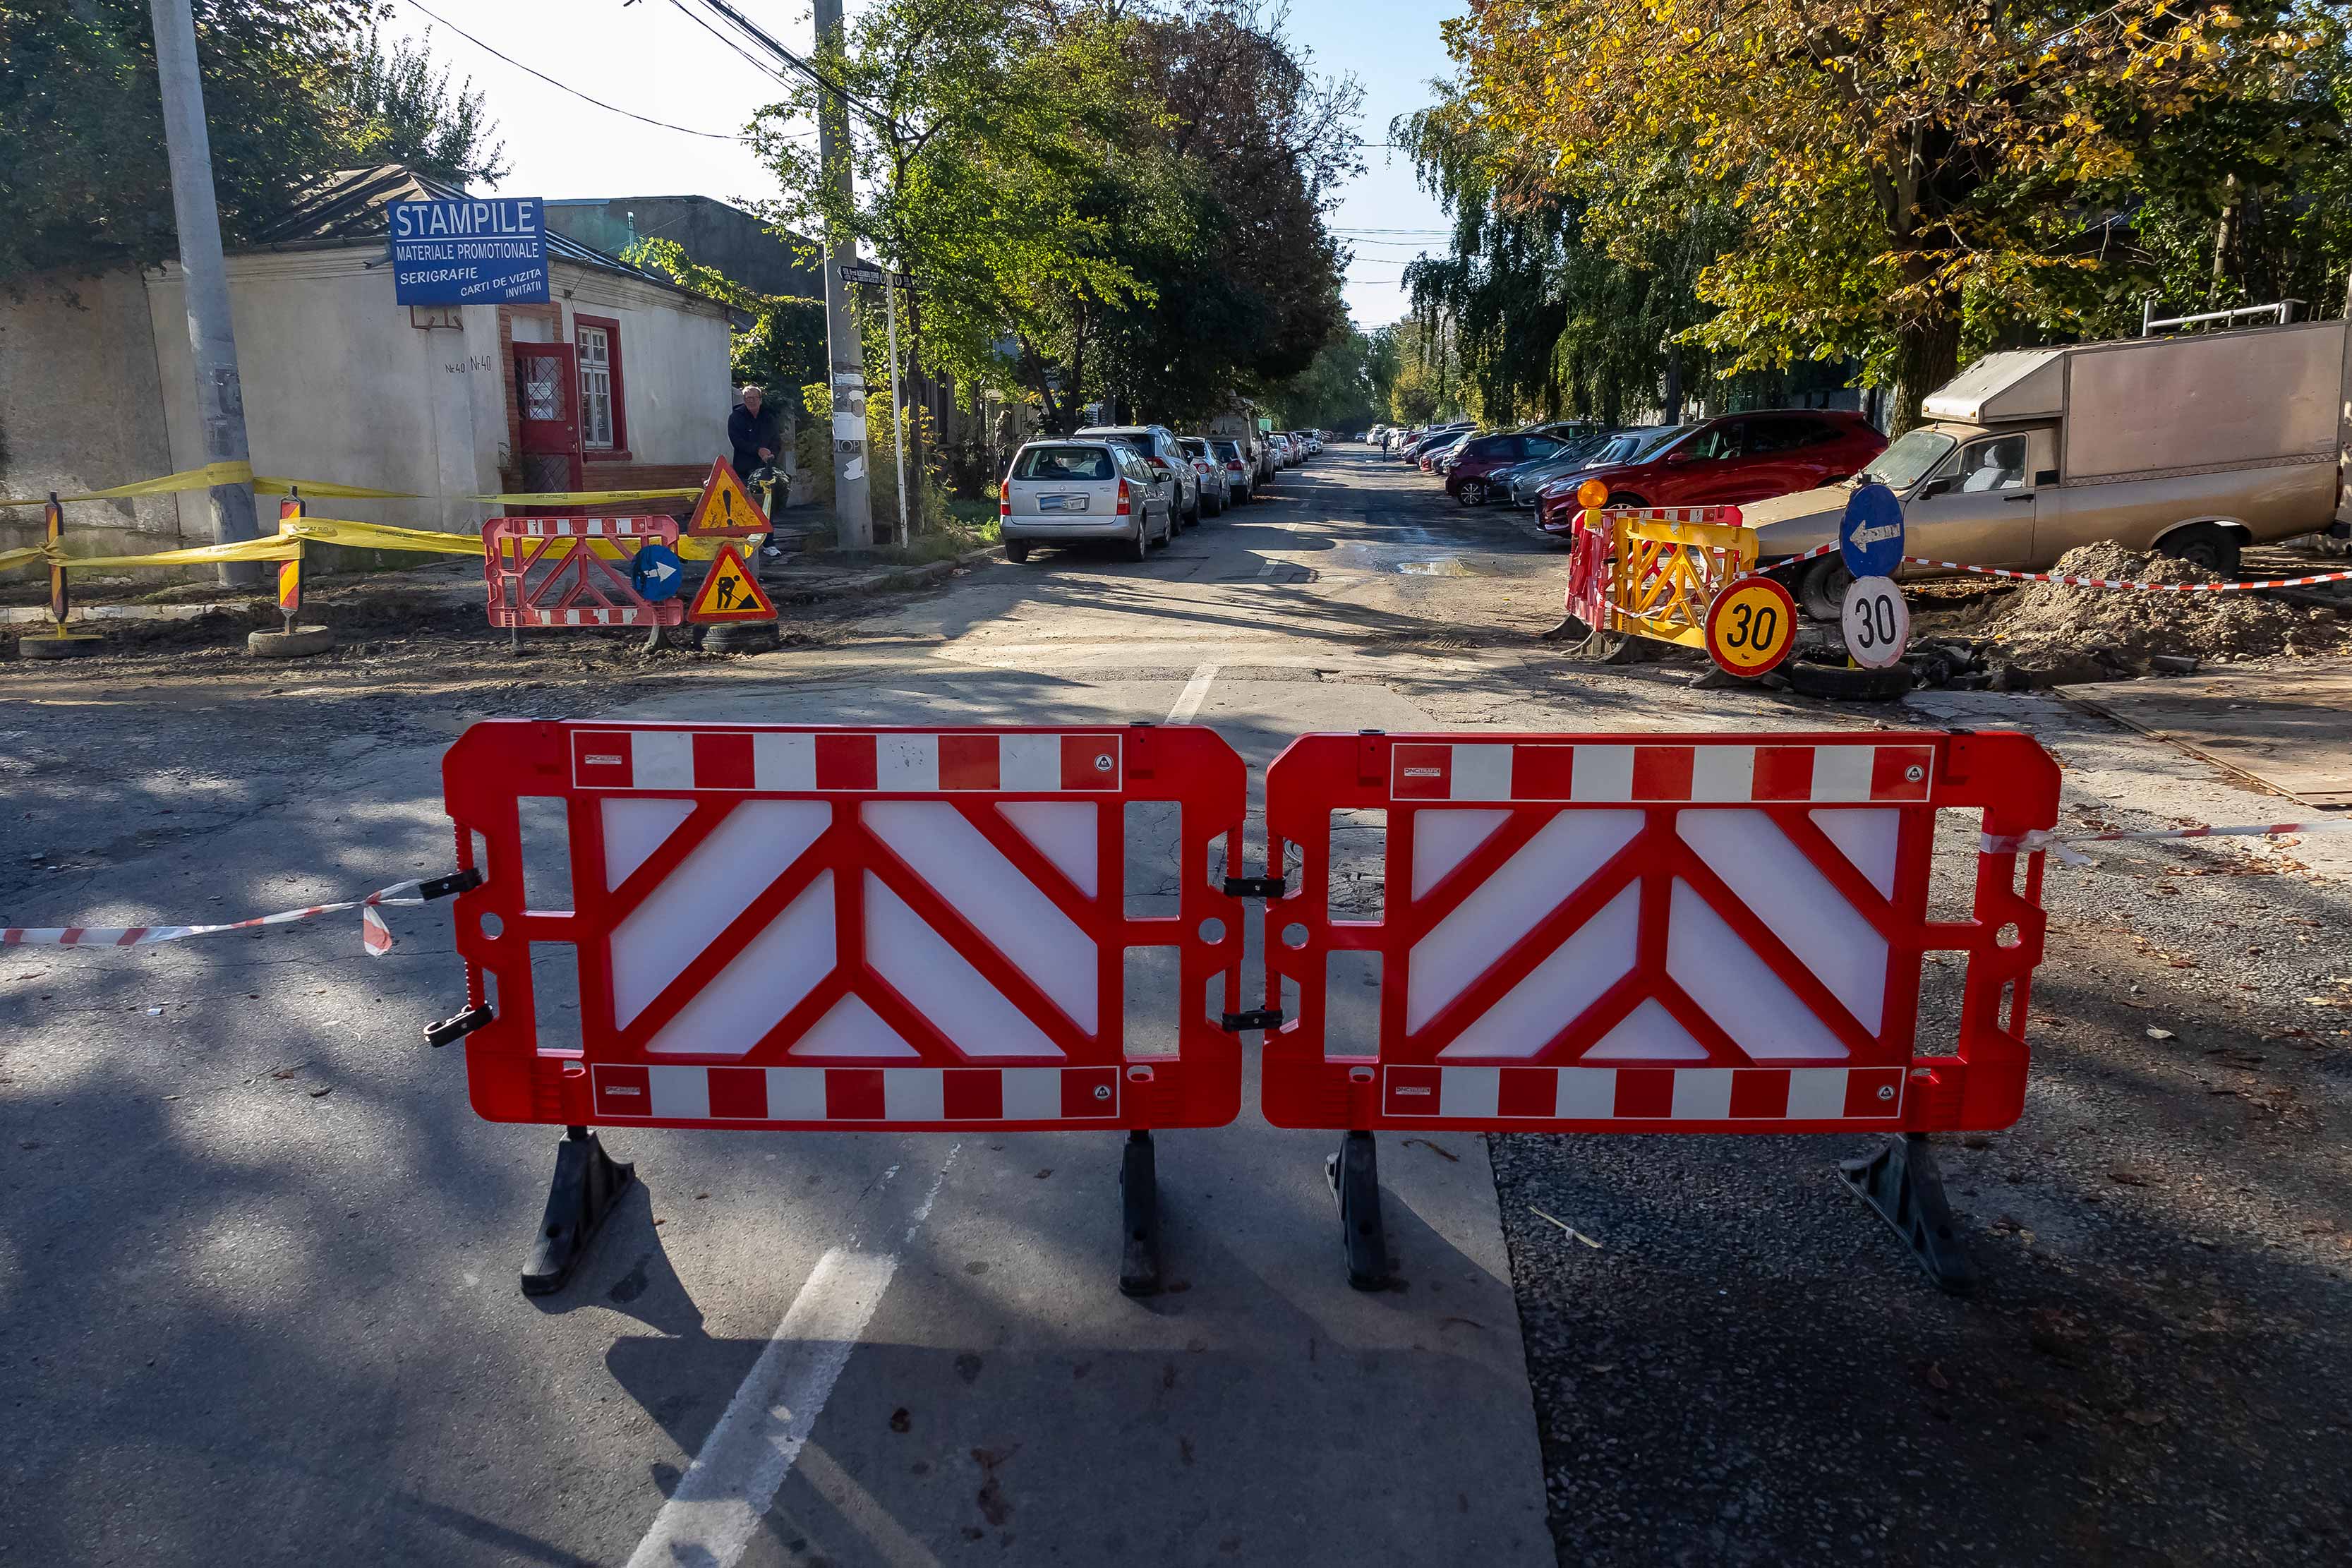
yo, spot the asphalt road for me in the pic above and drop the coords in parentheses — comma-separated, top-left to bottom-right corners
(6, 450, 2350, 1567)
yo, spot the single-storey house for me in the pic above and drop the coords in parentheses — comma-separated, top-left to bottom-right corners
(0, 167, 741, 561)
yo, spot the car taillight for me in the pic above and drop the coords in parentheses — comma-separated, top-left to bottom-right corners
(1116, 480, 1131, 516)
(999, 490, 1010, 519)
(1228, 460, 1243, 472)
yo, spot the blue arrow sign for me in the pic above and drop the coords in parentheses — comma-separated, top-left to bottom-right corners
(1840, 482, 1906, 578)
(631, 543, 683, 602)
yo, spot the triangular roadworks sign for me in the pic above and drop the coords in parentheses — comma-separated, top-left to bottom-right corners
(686, 544, 778, 624)
(687, 457, 771, 537)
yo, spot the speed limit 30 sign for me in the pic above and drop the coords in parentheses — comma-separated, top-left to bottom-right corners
(1703, 574, 1798, 677)
(1840, 574, 1911, 670)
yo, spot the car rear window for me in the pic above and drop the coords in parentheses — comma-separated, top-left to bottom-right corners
(1015, 446, 1116, 481)
(1210, 440, 1242, 459)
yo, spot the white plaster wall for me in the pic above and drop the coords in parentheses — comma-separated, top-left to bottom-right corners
(13, 245, 730, 557)
(147, 248, 460, 531)
(560, 267, 732, 466)
(0, 267, 179, 548)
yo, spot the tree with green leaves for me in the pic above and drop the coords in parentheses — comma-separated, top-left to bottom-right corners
(622, 236, 826, 396)
(1263, 322, 1395, 430)
(1, 2, 507, 283)
(321, 24, 508, 187)
(747, 0, 1356, 435)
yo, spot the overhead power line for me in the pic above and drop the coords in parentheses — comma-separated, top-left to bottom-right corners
(670, 0, 907, 135)
(399, 0, 749, 142)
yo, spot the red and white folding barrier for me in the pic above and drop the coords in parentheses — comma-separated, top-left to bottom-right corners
(481, 515, 685, 630)
(1255, 729, 2059, 1291)
(438, 719, 1248, 1293)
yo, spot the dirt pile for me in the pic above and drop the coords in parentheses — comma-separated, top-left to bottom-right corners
(1962, 542, 2352, 684)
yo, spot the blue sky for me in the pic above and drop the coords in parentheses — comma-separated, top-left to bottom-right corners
(381, 1, 1459, 328)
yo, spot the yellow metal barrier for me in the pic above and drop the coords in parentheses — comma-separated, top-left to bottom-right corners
(1603, 507, 1757, 647)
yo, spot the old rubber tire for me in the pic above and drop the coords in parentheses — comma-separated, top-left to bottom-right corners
(1798, 556, 1854, 621)
(1782, 660, 1913, 702)
(18, 633, 102, 660)
(1005, 539, 1031, 563)
(701, 620, 778, 654)
(2159, 523, 2242, 575)
(247, 625, 334, 658)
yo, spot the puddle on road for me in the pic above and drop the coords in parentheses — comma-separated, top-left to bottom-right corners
(1395, 555, 1485, 577)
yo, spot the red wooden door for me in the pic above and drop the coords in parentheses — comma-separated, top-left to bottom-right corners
(512, 343, 584, 493)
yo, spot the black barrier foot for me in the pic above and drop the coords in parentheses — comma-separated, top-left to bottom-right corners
(1119, 1130, 1162, 1297)
(1326, 1130, 1389, 1291)
(1838, 1132, 1975, 1296)
(522, 1126, 634, 1297)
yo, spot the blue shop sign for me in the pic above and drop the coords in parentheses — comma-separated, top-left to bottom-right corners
(390, 198, 549, 306)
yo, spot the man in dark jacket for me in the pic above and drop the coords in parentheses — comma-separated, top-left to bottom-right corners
(728, 385, 783, 478)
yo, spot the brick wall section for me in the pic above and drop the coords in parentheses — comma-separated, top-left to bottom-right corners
(577, 462, 709, 518)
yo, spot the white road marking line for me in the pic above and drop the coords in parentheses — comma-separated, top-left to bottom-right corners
(1256, 560, 1279, 577)
(625, 1149, 959, 1568)
(1166, 663, 1220, 723)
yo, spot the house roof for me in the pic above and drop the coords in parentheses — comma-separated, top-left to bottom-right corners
(246, 167, 690, 291)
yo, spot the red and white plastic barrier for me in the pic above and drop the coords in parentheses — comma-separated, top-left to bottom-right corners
(439, 719, 1248, 1133)
(1258, 729, 2060, 1136)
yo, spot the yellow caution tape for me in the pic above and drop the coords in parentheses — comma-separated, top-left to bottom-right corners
(284, 518, 485, 555)
(253, 476, 421, 500)
(55, 533, 305, 569)
(491, 531, 761, 562)
(10, 466, 701, 509)
(469, 488, 701, 504)
(0, 459, 258, 507)
(0, 544, 49, 572)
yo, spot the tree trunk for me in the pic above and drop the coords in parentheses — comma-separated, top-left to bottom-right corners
(1662, 340, 1683, 425)
(1887, 311, 1961, 438)
(2209, 175, 2240, 307)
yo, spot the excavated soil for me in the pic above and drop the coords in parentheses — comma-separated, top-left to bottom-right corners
(1938, 542, 2352, 685)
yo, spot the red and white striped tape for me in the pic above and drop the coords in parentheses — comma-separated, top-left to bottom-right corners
(2, 878, 431, 954)
(1985, 817, 2348, 865)
(1755, 541, 2352, 593)
(1899, 557, 2352, 593)
(1757, 541, 1840, 574)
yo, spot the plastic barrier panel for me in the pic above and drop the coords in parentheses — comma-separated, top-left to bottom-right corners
(441, 720, 1248, 1134)
(482, 515, 686, 629)
(1259, 730, 2058, 1137)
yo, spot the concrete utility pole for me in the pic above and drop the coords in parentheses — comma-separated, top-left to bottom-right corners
(813, 0, 872, 548)
(149, 0, 261, 587)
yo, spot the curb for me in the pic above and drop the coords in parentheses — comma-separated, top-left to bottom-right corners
(4, 600, 259, 627)
(766, 544, 1000, 603)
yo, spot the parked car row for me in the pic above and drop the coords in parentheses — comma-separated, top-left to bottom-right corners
(1385, 320, 2352, 619)
(999, 420, 1323, 565)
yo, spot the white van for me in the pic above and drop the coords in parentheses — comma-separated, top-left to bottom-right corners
(999, 440, 1176, 564)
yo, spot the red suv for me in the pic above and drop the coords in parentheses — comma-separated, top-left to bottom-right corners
(1537, 410, 1885, 534)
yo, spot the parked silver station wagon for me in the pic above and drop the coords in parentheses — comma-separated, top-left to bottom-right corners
(999, 440, 1176, 564)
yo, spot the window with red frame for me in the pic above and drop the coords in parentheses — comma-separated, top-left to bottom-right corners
(574, 315, 628, 456)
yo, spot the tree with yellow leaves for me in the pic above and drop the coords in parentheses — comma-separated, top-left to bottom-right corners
(1441, 0, 2323, 428)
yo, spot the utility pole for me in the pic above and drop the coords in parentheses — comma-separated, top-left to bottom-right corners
(813, 0, 872, 548)
(149, 0, 260, 587)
